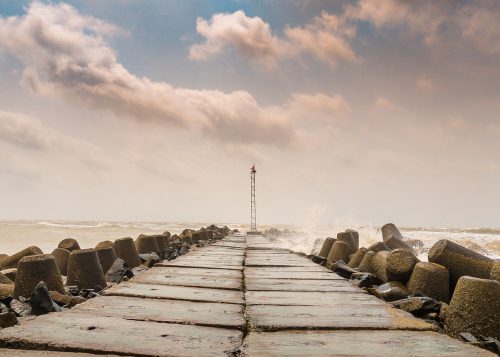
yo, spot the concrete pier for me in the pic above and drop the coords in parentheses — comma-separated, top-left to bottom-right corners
(0, 234, 494, 356)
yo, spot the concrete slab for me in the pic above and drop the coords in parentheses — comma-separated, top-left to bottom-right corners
(247, 304, 433, 331)
(0, 312, 242, 357)
(245, 278, 361, 292)
(212, 242, 246, 248)
(0, 350, 119, 356)
(74, 295, 245, 329)
(105, 282, 244, 304)
(242, 330, 495, 357)
(245, 256, 320, 267)
(148, 266, 242, 278)
(132, 268, 242, 290)
(156, 261, 243, 270)
(244, 269, 341, 280)
(175, 256, 244, 264)
(246, 291, 383, 306)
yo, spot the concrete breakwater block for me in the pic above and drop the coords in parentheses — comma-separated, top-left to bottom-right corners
(57, 238, 81, 252)
(491, 261, 500, 281)
(96, 246, 117, 274)
(154, 235, 166, 251)
(445, 276, 500, 340)
(1, 268, 17, 281)
(0, 311, 243, 357)
(371, 251, 390, 283)
(242, 330, 495, 356)
(429, 239, 493, 290)
(0, 349, 120, 356)
(385, 235, 415, 253)
(347, 247, 368, 268)
(113, 237, 141, 268)
(14, 254, 64, 299)
(386, 248, 419, 283)
(337, 230, 359, 251)
(192, 230, 209, 243)
(0, 272, 13, 285)
(367, 241, 389, 253)
(0, 283, 14, 298)
(407, 262, 449, 302)
(95, 241, 114, 249)
(318, 237, 336, 258)
(326, 241, 355, 266)
(0, 246, 43, 270)
(51, 248, 70, 276)
(135, 235, 159, 254)
(357, 251, 377, 274)
(67, 249, 107, 290)
(381, 223, 404, 241)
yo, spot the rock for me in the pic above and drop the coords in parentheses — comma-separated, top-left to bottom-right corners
(407, 262, 449, 302)
(14, 254, 65, 299)
(406, 239, 426, 254)
(154, 235, 167, 251)
(0, 284, 14, 298)
(347, 248, 368, 269)
(131, 265, 148, 275)
(0, 246, 43, 270)
(490, 261, 500, 282)
(114, 237, 141, 268)
(51, 248, 70, 276)
(163, 231, 171, 240)
(326, 241, 356, 266)
(139, 252, 160, 267)
(428, 239, 494, 291)
(371, 251, 390, 283)
(366, 241, 389, 253)
(67, 249, 107, 291)
(445, 276, 500, 340)
(329, 260, 358, 279)
(0, 272, 13, 285)
(179, 245, 190, 255)
(357, 251, 377, 274)
(49, 291, 86, 308)
(135, 235, 159, 254)
(96, 246, 117, 274)
(391, 296, 440, 317)
(29, 281, 62, 315)
(308, 255, 327, 265)
(318, 238, 336, 258)
(192, 230, 209, 243)
(370, 281, 411, 302)
(105, 258, 134, 283)
(386, 249, 419, 284)
(0, 311, 17, 328)
(95, 241, 114, 249)
(351, 273, 382, 288)
(385, 235, 415, 254)
(459, 333, 500, 355)
(57, 238, 81, 252)
(381, 223, 403, 241)
(1, 268, 16, 282)
(9, 299, 31, 317)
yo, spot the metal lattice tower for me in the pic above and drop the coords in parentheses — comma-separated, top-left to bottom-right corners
(250, 165, 257, 232)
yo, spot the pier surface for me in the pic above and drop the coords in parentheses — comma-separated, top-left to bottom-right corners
(0, 235, 494, 356)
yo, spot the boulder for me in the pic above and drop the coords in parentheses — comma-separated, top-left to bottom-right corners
(391, 296, 440, 317)
(326, 241, 356, 266)
(1, 268, 16, 282)
(329, 260, 358, 279)
(407, 262, 449, 302)
(67, 249, 107, 290)
(428, 239, 493, 291)
(445, 276, 500, 340)
(357, 251, 377, 274)
(366, 241, 389, 253)
(29, 281, 62, 315)
(370, 281, 411, 302)
(14, 254, 65, 299)
(350, 272, 382, 288)
(0, 246, 43, 270)
(381, 223, 403, 241)
(347, 248, 368, 269)
(318, 237, 336, 258)
(135, 235, 159, 254)
(0, 283, 14, 298)
(0, 311, 17, 328)
(114, 237, 141, 268)
(0, 272, 13, 285)
(385, 249, 419, 284)
(49, 291, 86, 308)
(105, 258, 134, 283)
(57, 238, 81, 252)
(9, 299, 31, 317)
(51, 248, 70, 276)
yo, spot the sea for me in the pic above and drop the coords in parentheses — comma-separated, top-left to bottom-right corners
(0, 220, 499, 261)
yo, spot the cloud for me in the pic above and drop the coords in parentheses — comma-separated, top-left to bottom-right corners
(0, 109, 106, 168)
(374, 97, 396, 111)
(457, 2, 500, 55)
(416, 77, 437, 93)
(189, 10, 356, 68)
(0, 2, 307, 147)
(288, 93, 351, 121)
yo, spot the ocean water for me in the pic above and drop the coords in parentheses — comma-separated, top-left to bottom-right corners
(0, 220, 499, 261)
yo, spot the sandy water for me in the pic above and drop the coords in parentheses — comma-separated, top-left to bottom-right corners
(0, 220, 499, 261)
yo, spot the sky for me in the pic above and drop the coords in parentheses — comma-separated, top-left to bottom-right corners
(0, 0, 499, 227)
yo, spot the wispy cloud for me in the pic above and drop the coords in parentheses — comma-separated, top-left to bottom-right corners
(189, 10, 356, 69)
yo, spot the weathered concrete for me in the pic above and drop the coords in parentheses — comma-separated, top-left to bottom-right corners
(245, 278, 360, 292)
(0, 350, 119, 356)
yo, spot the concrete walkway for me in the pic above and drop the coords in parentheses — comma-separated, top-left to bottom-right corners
(0, 235, 494, 356)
